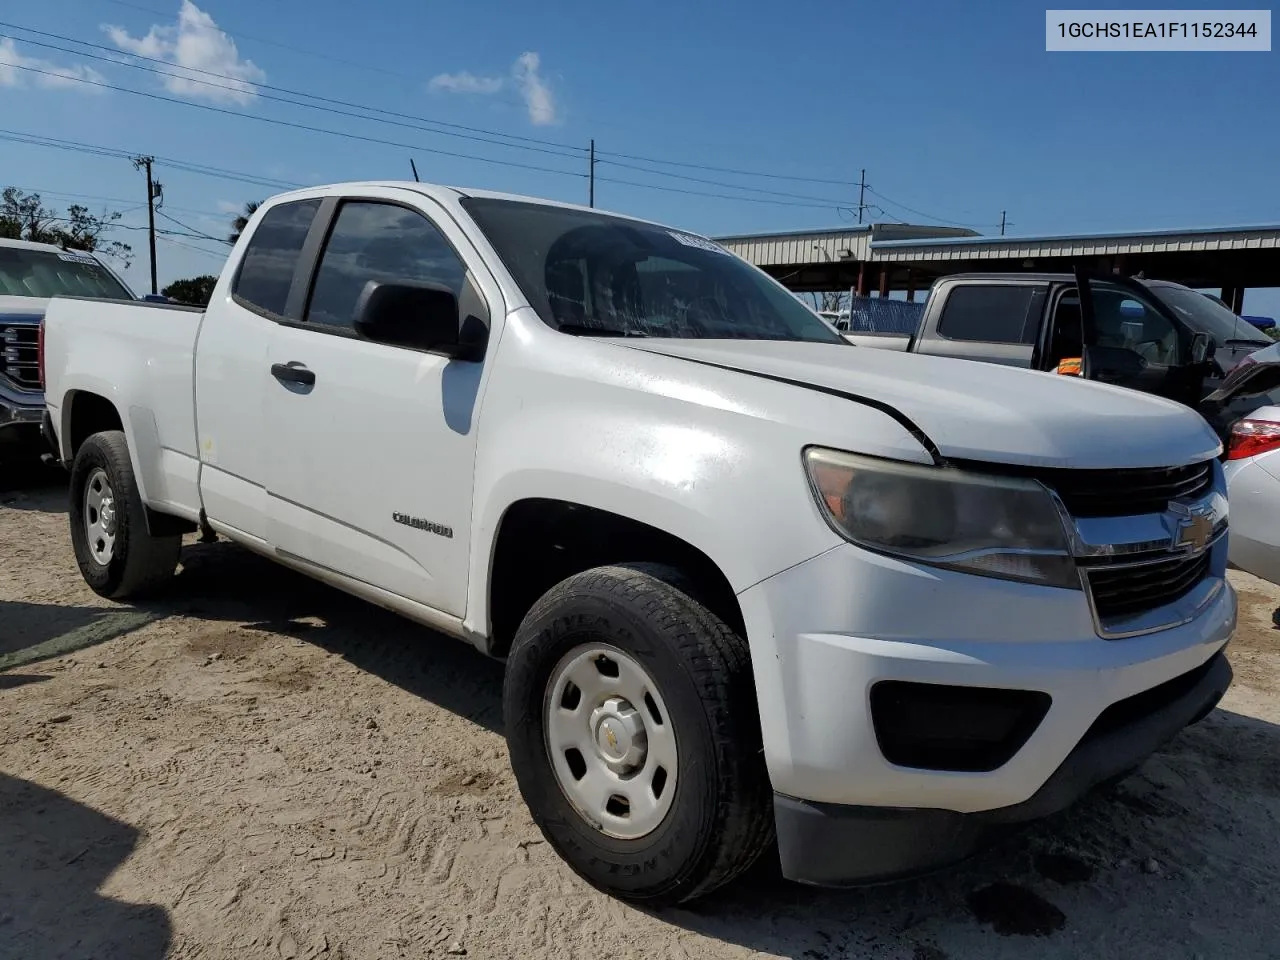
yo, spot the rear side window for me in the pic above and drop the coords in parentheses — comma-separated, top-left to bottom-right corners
(937, 285, 1037, 344)
(232, 199, 321, 317)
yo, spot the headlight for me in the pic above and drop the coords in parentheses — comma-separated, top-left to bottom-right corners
(803, 448, 1079, 589)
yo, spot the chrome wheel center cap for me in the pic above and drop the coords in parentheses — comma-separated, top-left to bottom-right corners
(590, 697, 647, 771)
(100, 498, 117, 535)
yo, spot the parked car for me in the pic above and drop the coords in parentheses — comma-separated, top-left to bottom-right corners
(845, 272, 1272, 406)
(0, 238, 136, 459)
(41, 181, 1234, 904)
(1199, 340, 1280, 583)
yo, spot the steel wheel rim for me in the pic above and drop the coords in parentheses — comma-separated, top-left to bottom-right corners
(84, 467, 118, 566)
(544, 643, 678, 840)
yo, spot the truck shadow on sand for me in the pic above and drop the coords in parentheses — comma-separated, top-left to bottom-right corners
(144, 538, 507, 734)
(0, 773, 172, 959)
(35, 536, 1280, 960)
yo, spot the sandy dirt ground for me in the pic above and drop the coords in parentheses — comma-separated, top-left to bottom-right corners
(2, 462, 1278, 960)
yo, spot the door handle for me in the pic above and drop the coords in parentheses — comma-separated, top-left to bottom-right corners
(271, 362, 316, 386)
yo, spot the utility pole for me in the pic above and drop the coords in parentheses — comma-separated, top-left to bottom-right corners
(132, 155, 160, 295)
(1000, 210, 1007, 236)
(588, 139, 596, 207)
(857, 168, 867, 225)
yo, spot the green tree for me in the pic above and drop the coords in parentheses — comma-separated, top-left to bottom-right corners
(162, 275, 218, 306)
(229, 200, 262, 245)
(0, 187, 133, 267)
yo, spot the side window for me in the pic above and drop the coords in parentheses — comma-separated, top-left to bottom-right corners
(937, 285, 1037, 344)
(306, 201, 467, 329)
(232, 199, 321, 317)
(1090, 287, 1181, 365)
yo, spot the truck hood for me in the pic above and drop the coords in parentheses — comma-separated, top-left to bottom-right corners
(622, 339, 1222, 469)
(0, 295, 49, 321)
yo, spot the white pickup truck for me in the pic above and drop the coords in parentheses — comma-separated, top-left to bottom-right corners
(40, 181, 1235, 905)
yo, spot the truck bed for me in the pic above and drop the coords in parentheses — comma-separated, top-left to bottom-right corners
(43, 296, 205, 521)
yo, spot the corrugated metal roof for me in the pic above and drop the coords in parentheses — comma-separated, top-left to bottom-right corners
(869, 223, 1280, 263)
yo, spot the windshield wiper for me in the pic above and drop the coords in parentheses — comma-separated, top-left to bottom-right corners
(556, 323, 648, 337)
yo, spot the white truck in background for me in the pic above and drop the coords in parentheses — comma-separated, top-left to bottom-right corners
(40, 181, 1234, 904)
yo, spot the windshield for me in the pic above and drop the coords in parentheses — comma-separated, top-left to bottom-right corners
(460, 198, 845, 344)
(0, 247, 132, 301)
(1149, 284, 1270, 345)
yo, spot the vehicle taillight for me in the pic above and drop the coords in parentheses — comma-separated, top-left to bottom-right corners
(1227, 417, 1280, 460)
(37, 318, 46, 389)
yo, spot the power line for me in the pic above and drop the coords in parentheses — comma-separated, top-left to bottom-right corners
(3, 60, 591, 180)
(6, 21, 877, 192)
(156, 234, 230, 261)
(83, 0, 835, 165)
(6, 19, 1003, 219)
(0, 128, 303, 191)
(0, 63, 853, 210)
(156, 208, 229, 245)
(9, 186, 226, 218)
(0, 26, 590, 161)
(864, 186, 1000, 229)
(1, 26, 856, 206)
(91, 0, 444, 87)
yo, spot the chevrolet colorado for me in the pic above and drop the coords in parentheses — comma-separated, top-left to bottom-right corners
(41, 182, 1235, 905)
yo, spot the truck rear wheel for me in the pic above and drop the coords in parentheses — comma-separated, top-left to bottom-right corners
(68, 430, 181, 600)
(503, 563, 774, 905)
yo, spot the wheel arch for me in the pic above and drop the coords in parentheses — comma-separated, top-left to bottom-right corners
(479, 494, 745, 659)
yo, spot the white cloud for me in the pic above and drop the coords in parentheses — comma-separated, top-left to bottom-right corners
(104, 0, 265, 105)
(215, 199, 244, 214)
(428, 71, 503, 95)
(428, 51, 559, 126)
(511, 51, 557, 125)
(0, 38, 105, 91)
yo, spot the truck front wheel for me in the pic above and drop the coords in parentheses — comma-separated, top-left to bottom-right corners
(503, 563, 774, 905)
(68, 430, 181, 600)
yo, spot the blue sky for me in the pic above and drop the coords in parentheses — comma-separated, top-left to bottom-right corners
(2, 0, 1278, 312)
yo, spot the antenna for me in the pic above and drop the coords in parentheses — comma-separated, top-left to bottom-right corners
(409, 158, 420, 182)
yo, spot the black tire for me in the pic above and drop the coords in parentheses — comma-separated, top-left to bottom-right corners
(68, 430, 180, 599)
(503, 562, 775, 905)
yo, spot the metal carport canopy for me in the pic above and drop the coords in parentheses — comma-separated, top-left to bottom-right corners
(715, 222, 1280, 293)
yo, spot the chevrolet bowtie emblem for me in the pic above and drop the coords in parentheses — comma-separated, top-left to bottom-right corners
(1172, 511, 1214, 553)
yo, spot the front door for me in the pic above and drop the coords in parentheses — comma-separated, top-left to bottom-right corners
(1074, 274, 1198, 403)
(263, 190, 498, 618)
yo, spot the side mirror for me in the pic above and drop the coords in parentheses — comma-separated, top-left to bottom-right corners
(1190, 332, 1216, 365)
(352, 276, 488, 360)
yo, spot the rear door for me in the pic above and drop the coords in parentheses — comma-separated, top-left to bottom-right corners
(912, 281, 1044, 368)
(262, 188, 500, 618)
(195, 197, 323, 545)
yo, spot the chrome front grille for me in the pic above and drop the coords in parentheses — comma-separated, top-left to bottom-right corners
(1026, 461, 1214, 518)
(2, 323, 40, 390)
(1084, 551, 1213, 621)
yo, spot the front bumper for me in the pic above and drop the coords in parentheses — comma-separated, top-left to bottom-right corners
(737, 537, 1236, 885)
(773, 651, 1231, 886)
(0, 381, 45, 453)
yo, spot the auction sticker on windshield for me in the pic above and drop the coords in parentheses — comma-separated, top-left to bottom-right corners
(668, 232, 732, 256)
(57, 253, 100, 265)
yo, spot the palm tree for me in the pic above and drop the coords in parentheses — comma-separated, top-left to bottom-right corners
(228, 200, 262, 245)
